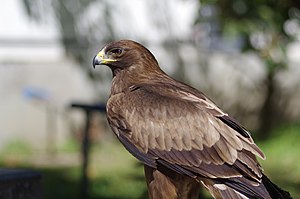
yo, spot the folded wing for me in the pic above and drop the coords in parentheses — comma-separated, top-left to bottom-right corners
(107, 82, 268, 198)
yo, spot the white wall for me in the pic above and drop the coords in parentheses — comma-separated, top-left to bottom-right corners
(0, 0, 96, 149)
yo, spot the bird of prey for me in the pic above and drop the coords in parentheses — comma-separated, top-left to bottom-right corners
(93, 40, 291, 199)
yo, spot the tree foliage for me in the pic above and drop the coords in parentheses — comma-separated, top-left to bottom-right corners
(198, 0, 300, 72)
(197, 0, 300, 136)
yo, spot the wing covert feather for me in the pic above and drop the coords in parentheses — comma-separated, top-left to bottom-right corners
(107, 83, 264, 181)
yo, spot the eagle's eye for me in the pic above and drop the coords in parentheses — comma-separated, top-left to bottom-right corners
(108, 48, 123, 56)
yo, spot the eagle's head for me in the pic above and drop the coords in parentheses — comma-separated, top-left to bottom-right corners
(93, 40, 160, 75)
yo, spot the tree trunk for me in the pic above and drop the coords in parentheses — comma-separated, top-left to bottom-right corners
(258, 71, 275, 139)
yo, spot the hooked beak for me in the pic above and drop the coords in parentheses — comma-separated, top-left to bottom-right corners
(93, 48, 117, 68)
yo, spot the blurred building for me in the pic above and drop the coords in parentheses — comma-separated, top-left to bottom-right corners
(0, 0, 96, 150)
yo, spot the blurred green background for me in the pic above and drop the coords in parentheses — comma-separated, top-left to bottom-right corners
(0, 0, 300, 198)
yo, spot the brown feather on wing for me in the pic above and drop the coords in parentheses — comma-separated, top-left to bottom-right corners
(107, 82, 264, 184)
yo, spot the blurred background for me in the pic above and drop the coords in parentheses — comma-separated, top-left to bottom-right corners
(0, 0, 300, 198)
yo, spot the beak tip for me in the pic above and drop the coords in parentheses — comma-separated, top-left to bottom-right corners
(92, 55, 99, 69)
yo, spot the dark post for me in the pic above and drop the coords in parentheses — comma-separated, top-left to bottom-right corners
(70, 103, 106, 199)
(81, 110, 91, 199)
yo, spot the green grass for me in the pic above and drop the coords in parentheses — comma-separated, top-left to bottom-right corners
(88, 141, 146, 199)
(39, 167, 81, 199)
(56, 138, 80, 153)
(1, 139, 33, 155)
(258, 124, 300, 198)
(0, 139, 146, 199)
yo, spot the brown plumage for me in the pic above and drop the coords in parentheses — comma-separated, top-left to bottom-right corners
(93, 40, 291, 199)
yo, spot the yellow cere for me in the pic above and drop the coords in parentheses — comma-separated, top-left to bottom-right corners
(96, 49, 117, 63)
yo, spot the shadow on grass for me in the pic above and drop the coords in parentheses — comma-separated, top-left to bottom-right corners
(37, 166, 148, 199)
(37, 167, 80, 199)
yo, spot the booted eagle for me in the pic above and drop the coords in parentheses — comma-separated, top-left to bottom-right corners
(93, 40, 291, 199)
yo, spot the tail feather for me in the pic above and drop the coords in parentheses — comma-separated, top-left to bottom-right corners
(201, 180, 248, 199)
(202, 174, 292, 199)
(262, 173, 292, 199)
(218, 177, 270, 199)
